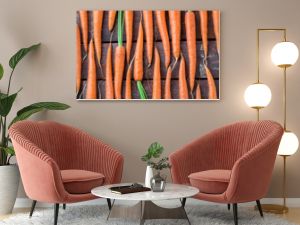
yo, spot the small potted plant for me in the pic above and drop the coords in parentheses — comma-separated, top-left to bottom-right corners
(141, 142, 171, 192)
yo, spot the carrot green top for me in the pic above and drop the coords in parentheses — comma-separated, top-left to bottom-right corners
(117, 11, 124, 46)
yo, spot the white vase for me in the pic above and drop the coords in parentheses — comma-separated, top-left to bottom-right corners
(0, 165, 20, 215)
(145, 165, 153, 188)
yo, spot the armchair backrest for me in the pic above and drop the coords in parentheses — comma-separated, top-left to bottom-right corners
(9, 121, 81, 170)
(207, 120, 283, 170)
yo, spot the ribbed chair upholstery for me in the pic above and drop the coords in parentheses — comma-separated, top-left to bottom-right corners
(9, 120, 124, 225)
(169, 120, 283, 225)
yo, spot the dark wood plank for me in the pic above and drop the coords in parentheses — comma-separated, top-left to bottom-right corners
(76, 10, 217, 44)
(80, 40, 219, 80)
(78, 79, 219, 100)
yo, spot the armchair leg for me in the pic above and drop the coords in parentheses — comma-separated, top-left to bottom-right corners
(107, 198, 112, 210)
(54, 204, 59, 225)
(29, 200, 37, 217)
(63, 204, 66, 210)
(227, 204, 230, 210)
(181, 198, 187, 207)
(233, 203, 238, 225)
(256, 200, 263, 217)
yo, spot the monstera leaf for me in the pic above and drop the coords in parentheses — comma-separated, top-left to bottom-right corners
(9, 43, 41, 69)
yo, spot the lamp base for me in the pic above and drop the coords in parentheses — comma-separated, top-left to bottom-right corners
(254, 204, 288, 214)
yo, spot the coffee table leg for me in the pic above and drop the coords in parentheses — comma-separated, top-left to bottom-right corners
(142, 200, 191, 224)
(139, 201, 145, 225)
(106, 200, 143, 221)
(106, 199, 115, 221)
(182, 203, 191, 225)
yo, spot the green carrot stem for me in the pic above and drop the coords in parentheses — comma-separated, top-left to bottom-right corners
(117, 11, 124, 46)
(137, 81, 147, 99)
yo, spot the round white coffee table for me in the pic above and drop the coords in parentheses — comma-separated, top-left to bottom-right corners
(92, 183, 199, 225)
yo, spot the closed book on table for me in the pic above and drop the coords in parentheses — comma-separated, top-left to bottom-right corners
(110, 185, 151, 194)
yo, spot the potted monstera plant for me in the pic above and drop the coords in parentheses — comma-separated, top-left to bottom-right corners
(0, 43, 70, 215)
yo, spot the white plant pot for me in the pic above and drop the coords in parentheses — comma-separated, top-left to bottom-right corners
(145, 165, 153, 188)
(0, 165, 20, 215)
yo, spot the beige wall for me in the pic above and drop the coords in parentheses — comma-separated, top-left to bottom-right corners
(1, 0, 300, 198)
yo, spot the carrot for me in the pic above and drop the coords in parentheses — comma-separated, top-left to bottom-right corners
(178, 55, 189, 99)
(125, 11, 133, 63)
(199, 11, 208, 58)
(155, 11, 170, 69)
(93, 10, 103, 66)
(152, 48, 161, 99)
(105, 42, 114, 99)
(79, 10, 88, 53)
(114, 46, 125, 99)
(125, 58, 134, 99)
(114, 11, 125, 99)
(168, 10, 181, 61)
(134, 19, 144, 81)
(76, 25, 82, 94)
(204, 64, 217, 99)
(108, 10, 117, 32)
(86, 40, 97, 99)
(143, 11, 154, 66)
(164, 66, 172, 99)
(212, 10, 220, 55)
(185, 11, 197, 91)
(195, 83, 201, 99)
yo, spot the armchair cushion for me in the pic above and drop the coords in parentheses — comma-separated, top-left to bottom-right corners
(189, 170, 231, 194)
(61, 170, 105, 194)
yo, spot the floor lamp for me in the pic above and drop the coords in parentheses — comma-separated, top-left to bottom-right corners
(244, 28, 299, 214)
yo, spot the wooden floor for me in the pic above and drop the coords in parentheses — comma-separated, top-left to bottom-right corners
(1, 207, 300, 224)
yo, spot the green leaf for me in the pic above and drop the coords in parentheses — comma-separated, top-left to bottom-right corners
(0, 64, 3, 80)
(9, 43, 41, 69)
(0, 92, 8, 99)
(9, 102, 70, 127)
(2, 147, 15, 156)
(137, 81, 147, 99)
(148, 142, 164, 158)
(0, 92, 18, 116)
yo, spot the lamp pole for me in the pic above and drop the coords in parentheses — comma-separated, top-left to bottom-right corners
(254, 28, 289, 214)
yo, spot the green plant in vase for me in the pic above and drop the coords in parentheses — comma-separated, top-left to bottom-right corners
(0, 43, 70, 214)
(141, 142, 171, 191)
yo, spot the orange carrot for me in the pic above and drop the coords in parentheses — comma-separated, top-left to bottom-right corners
(86, 40, 97, 99)
(195, 83, 201, 99)
(178, 55, 189, 99)
(204, 64, 217, 99)
(168, 10, 181, 61)
(134, 19, 144, 81)
(155, 11, 170, 69)
(199, 11, 208, 58)
(125, 11, 134, 63)
(105, 42, 114, 99)
(79, 10, 88, 52)
(143, 10, 154, 66)
(125, 58, 134, 99)
(185, 11, 197, 91)
(212, 10, 220, 55)
(164, 66, 172, 99)
(152, 48, 161, 99)
(93, 10, 103, 66)
(114, 46, 125, 99)
(76, 25, 82, 94)
(108, 10, 117, 32)
(114, 11, 126, 99)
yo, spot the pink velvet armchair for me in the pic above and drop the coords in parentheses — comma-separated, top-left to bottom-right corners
(169, 120, 283, 225)
(9, 120, 124, 225)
